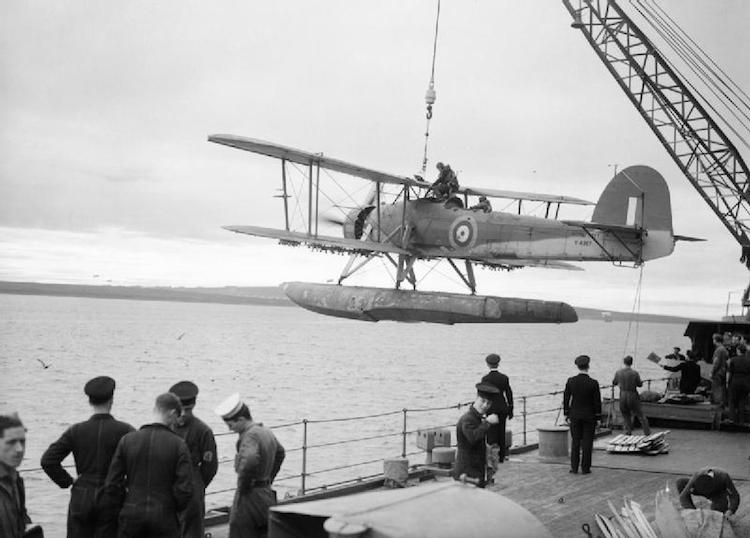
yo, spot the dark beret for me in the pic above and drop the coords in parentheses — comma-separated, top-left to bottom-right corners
(485, 353, 500, 366)
(84, 376, 115, 403)
(169, 380, 199, 405)
(574, 355, 590, 368)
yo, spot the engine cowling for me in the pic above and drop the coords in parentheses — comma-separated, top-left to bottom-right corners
(342, 206, 375, 240)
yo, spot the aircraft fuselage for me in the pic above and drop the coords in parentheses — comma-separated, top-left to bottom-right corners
(352, 199, 649, 263)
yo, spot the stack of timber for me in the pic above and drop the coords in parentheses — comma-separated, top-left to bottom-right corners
(595, 499, 659, 538)
(607, 432, 669, 455)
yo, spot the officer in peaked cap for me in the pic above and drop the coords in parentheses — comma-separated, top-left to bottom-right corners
(481, 353, 514, 483)
(216, 393, 286, 538)
(452, 383, 500, 488)
(41, 377, 135, 536)
(84, 375, 116, 403)
(563, 355, 601, 474)
(475, 382, 500, 398)
(169, 380, 217, 538)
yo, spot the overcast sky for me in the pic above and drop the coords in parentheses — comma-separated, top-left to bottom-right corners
(2, 1, 749, 319)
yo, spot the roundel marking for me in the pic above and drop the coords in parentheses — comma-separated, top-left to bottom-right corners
(449, 216, 477, 249)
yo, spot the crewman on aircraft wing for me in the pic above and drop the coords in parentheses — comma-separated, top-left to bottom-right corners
(432, 162, 459, 200)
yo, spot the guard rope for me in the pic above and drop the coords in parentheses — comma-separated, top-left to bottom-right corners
(420, 0, 441, 174)
(623, 264, 645, 358)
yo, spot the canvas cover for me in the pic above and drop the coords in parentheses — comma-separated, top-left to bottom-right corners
(268, 481, 552, 538)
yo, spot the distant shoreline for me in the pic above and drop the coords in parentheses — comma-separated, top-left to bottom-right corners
(0, 281, 697, 324)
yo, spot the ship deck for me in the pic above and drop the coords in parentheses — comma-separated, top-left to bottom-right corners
(492, 427, 750, 536)
(206, 427, 749, 537)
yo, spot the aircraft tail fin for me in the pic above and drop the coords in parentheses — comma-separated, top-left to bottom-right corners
(592, 165, 674, 261)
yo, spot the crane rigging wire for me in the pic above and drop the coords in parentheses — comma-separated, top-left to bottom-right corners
(643, 0, 750, 114)
(629, 1, 750, 148)
(635, 0, 750, 129)
(628, 0, 750, 150)
(420, 0, 441, 175)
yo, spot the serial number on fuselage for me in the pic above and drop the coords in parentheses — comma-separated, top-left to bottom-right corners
(574, 239, 593, 246)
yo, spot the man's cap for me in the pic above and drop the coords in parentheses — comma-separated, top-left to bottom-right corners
(673, 346, 681, 352)
(169, 381, 199, 406)
(475, 382, 500, 398)
(479, 196, 488, 201)
(485, 353, 500, 367)
(436, 162, 445, 169)
(214, 393, 244, 420)
(84, 376, 115, 403)
(574, 355, 590, 368)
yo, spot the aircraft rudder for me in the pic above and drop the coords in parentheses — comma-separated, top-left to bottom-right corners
(592, 165, 673, 232)
(592, 165, 674, 261)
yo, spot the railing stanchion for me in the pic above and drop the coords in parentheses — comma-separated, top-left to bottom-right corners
(647, 379, 651, 391)
(301, 419, 308, 495)
(401, 409, 407, 458)
(522, 396, 528, 445)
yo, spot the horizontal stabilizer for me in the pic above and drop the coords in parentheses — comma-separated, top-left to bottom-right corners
(223, 225, 410, 255)
(562, 220, 643, 236)
(673, 235, 706, 242)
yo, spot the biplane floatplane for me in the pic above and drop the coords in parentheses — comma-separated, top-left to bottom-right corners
(210, 134, 695, 324)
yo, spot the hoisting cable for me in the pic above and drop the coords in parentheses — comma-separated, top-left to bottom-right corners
(623, 264, 645, 359)
(420, 0, 441, 175)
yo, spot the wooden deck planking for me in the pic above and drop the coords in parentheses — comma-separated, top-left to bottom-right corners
(493, 427, 750, 537)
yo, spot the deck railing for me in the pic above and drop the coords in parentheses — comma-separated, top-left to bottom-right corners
(18, 377, 671, 499)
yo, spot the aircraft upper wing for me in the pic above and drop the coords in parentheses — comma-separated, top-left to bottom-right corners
(210, 134, 593, 206)
(209, 134, 426, 189)
(223, 225, 411, 255)
(463, 187, 593, 206)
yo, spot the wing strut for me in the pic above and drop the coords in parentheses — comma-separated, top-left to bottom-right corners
(447, 259, 477, 294)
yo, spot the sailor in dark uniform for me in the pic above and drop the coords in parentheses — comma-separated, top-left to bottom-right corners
(101, 393, 193, 538)
(452, 383, 500, 488)
(481, 353, 514, 482)
(563, 355, 601, 474)
(41, 376, 135, 538)
(169, 381, 218, 538)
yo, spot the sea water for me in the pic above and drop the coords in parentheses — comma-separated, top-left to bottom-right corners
(0, 293, 687, 536)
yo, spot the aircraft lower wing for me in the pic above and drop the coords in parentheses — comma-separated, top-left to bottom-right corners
(479, 259, 584, 271)
(223, 225, 411, 256)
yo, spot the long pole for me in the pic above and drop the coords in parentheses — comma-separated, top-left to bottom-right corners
(301, 419, 308, 495)
(401, 409, 407, 458)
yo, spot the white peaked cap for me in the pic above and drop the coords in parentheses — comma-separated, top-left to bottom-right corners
(215, 392, 243, 420)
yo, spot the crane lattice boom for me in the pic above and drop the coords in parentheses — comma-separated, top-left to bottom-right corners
(562, 0, 750, 272)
